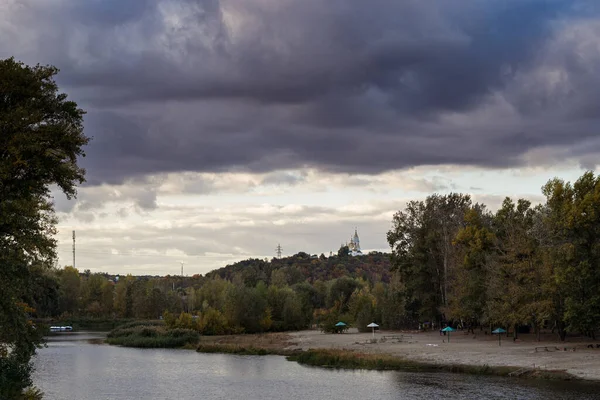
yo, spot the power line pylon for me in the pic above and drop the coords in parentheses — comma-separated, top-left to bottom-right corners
(275, 243, 283, 259)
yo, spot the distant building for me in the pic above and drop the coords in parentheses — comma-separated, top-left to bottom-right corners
(347, 228, 363, 256)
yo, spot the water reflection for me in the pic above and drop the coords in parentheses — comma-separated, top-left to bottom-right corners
(33, 335, 600, 400)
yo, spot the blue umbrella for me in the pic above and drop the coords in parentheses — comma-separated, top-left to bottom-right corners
(492, 328, 507, 346)
(335, 321, 347, 334)
(441, 326, 456, 342)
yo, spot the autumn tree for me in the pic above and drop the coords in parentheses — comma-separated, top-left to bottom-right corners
(376, 273, 407, 329)
(326, 277, 362, 312)
(0, 57, 89, 396)
(485, 199, 551, 339)
(58, 266, 81, 315)
(543, 173, 600, 339)
(387, 194, 471, 325)
(348, 287, 374, 332)
(114, 275, 136, 318)
(447, 206, 494, 329)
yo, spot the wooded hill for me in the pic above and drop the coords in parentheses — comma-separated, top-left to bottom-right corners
(205, 251, 392, 286)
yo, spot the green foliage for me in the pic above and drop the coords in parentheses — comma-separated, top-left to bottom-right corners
(162, 311, 199, 330)
(316, 308, 349, 333)
(199, 307, 227, 335)
(266, 285, 306, 331)
(327, 277, 363, 312)
(387, 193, 472, 324)
(349, 288, 374, 332)
(206, 252, 392, 286)
(447, 207, 494, 324)
(106, 325, 199, 348)
(197, 277, 231, 311)
(224, 283, 272, 333)
(384, 171, 600, 340)
(176, 312, 198, 330)
(337, 245, 350, 258)
(113, 320, 164, 330)
(0, 352, 34, 398)
(0, 57, 89, 396)
(21, 387, 44, 400)
(542, 172, 600, 337)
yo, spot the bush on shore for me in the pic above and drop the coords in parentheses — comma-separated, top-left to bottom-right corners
(163, 310, 229, 335)
(110, 320, 164, 330)
(106, 325, 199, 348)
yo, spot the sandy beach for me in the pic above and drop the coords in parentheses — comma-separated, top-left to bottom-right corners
(283, 329, 600, 381)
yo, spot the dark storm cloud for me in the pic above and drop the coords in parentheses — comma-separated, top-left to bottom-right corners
(1, 0, 599, 184)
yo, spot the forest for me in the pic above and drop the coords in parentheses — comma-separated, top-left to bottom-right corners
(388, 172, 600, 341)
(30, 251, 399, 335)
(29, 171, 600, 341)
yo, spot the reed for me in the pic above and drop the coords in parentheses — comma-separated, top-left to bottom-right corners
(106, 325, 199, 348)
(196, 343, 299, 356)
(286, 349, 575, 380)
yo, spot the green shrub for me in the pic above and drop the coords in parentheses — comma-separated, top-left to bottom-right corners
(105, 325, 199, 348)
(200, 308, 227, 335)
(0, 356, 33, 399)
(114, 320, 164, 330)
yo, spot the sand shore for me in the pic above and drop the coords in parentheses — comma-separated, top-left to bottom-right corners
(282, 329, 600, 381)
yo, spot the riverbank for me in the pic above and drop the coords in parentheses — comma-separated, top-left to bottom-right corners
(38, 335, 600, 400)
(195, 329, 600, 381)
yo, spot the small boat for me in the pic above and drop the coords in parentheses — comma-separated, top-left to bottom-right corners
(49, 326, 74, 332)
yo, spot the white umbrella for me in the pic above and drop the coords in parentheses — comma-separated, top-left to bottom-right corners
(367, 322, 379, 338)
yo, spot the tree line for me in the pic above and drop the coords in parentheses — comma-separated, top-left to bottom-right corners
(30, 251, 404, 335)
(387, 171, 600, 341)
(30, 171, 600, 341)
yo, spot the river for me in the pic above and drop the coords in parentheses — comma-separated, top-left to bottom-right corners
(33, 332, 599, 400)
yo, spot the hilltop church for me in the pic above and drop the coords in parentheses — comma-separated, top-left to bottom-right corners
(346, 228, 363, 256)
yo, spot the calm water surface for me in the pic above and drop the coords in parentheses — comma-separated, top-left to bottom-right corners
(33, 332, 600, 400)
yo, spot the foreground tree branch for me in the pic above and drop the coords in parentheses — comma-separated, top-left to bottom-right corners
(0, 57, 89, 398)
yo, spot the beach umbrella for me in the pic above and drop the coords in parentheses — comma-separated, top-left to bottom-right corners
(441, 326, 456, 342)
(335, 321, 347, 333)
(367, 322, 379, 338)
(492, 328, 507, 346)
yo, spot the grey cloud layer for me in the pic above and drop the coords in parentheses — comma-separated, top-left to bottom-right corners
(2, 0, 599, 184)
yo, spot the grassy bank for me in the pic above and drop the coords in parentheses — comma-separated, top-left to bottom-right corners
(106, 323, 199, 348)
(104, 329, 582, 381)
(196, 343, 298, 356)
(287, 349, 576, 380)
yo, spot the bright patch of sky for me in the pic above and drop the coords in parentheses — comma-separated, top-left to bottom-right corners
(53, 162, 596, 276)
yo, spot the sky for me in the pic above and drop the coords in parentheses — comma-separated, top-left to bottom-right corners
(2, 0, 600, 275)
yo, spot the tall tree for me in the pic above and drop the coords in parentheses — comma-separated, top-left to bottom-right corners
(486, 198, 550, 338)
(0, 57, 89, 396)
(543, 173, 600, 339)
(447, 206, 494, 328)
(58, 266, 81, 315)
(114, 275, 135, 318)
(387, 193, 471, 325)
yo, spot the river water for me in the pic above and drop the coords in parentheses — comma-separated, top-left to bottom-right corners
(33, 332, 599, 400)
